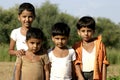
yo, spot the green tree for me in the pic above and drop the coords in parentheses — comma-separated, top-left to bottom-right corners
(96, 17, 120, 48)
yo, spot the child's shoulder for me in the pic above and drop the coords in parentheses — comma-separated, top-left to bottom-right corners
(67, 47, 76, 55)
(11, 27, 21, 34)
(12, 27, 21, 31)
(72, 40, 82, 49)
(68, 47, 75, 51)
(47, 48, 53, 55)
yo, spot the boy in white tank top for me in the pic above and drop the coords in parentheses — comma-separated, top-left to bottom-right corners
(48, 22, 76, 80)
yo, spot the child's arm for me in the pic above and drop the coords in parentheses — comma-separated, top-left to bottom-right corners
(44, 64, 50, 80)
(75, 64, 84, 80)
(15, 63, 21, 80)
(72, 61, 77, 80)
(15, 57, 22, 80)
(9, 38, 25, 56)
(102, 64, 107, 80)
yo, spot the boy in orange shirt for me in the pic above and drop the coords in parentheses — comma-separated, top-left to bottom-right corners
(73, 16, 109, 80)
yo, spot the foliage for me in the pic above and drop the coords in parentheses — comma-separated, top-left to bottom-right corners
(0, 1, 120, 48)
(0, 2, 120, 79)
(0, 44, 16, 61)
(96, 17, 120, 48)
(107, 48, 120, 64)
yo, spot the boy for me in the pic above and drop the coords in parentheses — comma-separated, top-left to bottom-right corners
(48, 22, 76, 80)
(73, 16, 109, 80)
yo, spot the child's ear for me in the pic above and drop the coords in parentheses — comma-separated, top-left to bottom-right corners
(77, 30, 80, 35)
(18, 15, 20, 21)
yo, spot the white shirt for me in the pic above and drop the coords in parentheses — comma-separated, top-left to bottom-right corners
(10, 27, 28, 51)
(48, 48, 76, 80)
(82, 46, 96, 72)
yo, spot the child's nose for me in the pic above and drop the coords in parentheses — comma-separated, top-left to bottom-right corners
(85, 31, 88, 35)
(58, 39, 62, 42)
(26, 17, 29, 21)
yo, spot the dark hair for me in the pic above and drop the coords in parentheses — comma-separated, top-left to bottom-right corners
(51, 22, 70, 37)
(18, 2, 36, 17)
(26, 27, 44, 41)
(76, 16, 95, 30)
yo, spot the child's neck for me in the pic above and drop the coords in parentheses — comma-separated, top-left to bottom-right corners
(25, 50, 40, 62)
(54, 46, 67, 50)
(21, 27, 30, 36)
(53, 46, 68, 58)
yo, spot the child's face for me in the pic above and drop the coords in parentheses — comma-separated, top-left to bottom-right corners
(52, 35, 68, 48)
(26, 38, 42, 53)
(77, 27, 94, 42)
(18, 10, 35, 28)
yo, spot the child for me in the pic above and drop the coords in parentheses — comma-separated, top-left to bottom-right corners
(9, 2, 36, 56)
(48, 22, 76, 80)
(15, 27, 50, 80)
(8, 3, 36, 80)
(73, 16, 109, 80)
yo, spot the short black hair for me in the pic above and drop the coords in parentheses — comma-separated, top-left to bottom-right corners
(76, 16, 95, 30)
(18, 2, 36, 17)
(51, 22, 70, 37)
(26, 27, 44, 41)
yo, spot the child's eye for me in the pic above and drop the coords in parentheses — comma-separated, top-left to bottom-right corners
(55, 38, 59, 40)
(81, 30, 85, 32)
(87, 30, 92, 32)
(22, 16, 26, 18)
(29, 16, 33, 18)
(37, 42, 41, 45)
(30, 42, 34, 44)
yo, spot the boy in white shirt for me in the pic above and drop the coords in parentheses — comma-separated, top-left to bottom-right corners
(48, 22, 76, 80)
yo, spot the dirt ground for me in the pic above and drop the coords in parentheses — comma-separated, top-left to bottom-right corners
(0, 62, 15, 80)
(0, 62, 119, 80)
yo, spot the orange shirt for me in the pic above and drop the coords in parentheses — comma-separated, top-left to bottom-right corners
(73, 35, 109, 80)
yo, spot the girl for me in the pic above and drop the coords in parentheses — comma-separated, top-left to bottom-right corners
(15, 28, 49, 80)
(8, 3, 36, 80)
(9, 2, 35, 56)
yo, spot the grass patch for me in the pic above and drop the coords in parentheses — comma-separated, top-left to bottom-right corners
(0, 43, 16, 61)
(107, 48, 120, 64)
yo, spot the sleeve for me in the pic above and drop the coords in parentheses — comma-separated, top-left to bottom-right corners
(10, 29, 17, 41)
(43, 53, 50, 64)
(71, 49, 76, 61)
(74, 52, 82, 65)
(102, 43, 109, 66)
(72, 42, 82, 65)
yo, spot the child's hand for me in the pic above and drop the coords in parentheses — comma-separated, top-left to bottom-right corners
(78, 77, 84, 80)
(77, 76, 84, 80)
(16, 49, 25, 56)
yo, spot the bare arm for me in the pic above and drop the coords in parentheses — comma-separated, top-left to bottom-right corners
(15, 62, 21, 80)
(72, 61, 77, 80)
(9, 38, 25, 56)
(44, 64, 50, 80)
(102, 64, 107, 80)
(75, 64, 84, 80)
